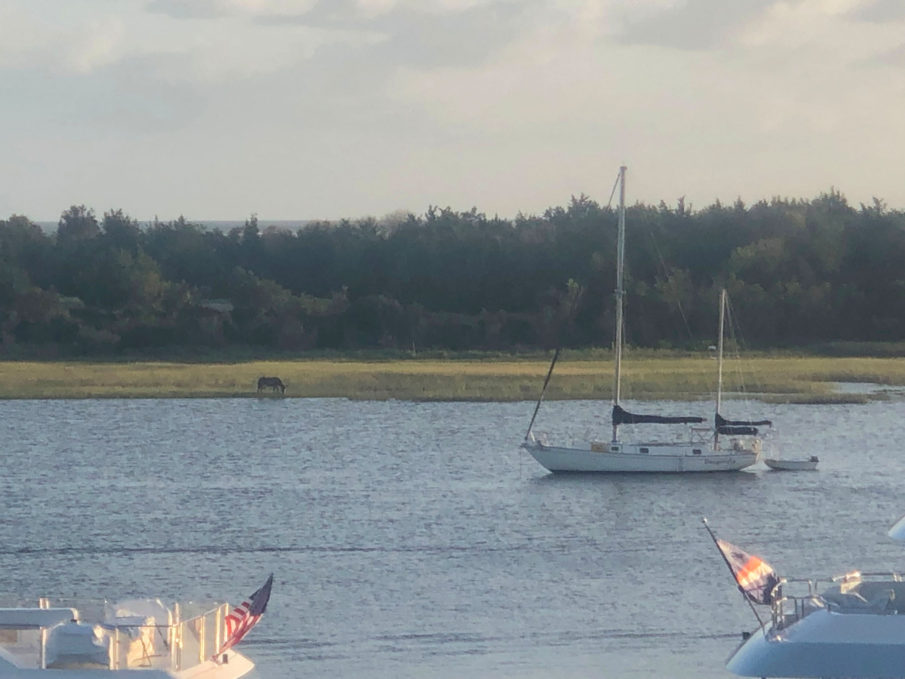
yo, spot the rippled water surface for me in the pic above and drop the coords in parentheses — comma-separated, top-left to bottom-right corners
(3, 395, 905, 678)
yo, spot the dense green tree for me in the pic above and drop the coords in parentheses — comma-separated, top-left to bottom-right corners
(57, 205, 99, 243)
(2, 191, 905, 355)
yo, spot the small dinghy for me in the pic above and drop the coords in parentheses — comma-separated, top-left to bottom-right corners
(764, 455, 819, 471)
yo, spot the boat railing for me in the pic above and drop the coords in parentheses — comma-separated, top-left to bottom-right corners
(106, 602, 230, 671)
(770, 572, 905, 628)
(0, 598, 230, 671)
(769, 578, 824, 629)
(830, 570, 905, 584)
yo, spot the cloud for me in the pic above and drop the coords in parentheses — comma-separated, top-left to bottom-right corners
(145, 0, 505, 23)
(5, 0, 905, 221)
(863, 43, 905, 66)
(0, 9, 131, 74)
(146, 0, 318, 20)
(145, 25, 350, 83)
(371, 3, 537, 68)
(0, 2, 374, 83)
(64, 18, 130, 74)
(272, 0, 540, 69)
(849, 0, 905, 22)
(144, 0, 535, 75)
(614, 0, 773, 50)
(351, 0, 511, 17)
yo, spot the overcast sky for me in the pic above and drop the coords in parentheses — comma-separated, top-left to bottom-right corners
(2, 0, 904, 222)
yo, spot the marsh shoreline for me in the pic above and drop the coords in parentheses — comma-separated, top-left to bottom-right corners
(2, 354, 904, 402)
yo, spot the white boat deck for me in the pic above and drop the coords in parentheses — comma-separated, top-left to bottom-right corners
(728, 572, 905, 678)
(0, 598, 253, 679)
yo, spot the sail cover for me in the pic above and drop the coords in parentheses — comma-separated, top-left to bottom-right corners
(717, 425, 759, 436)
(715, 413, 771, 435)
(612, 404, 704, 426)
(716, 414, 772, 427)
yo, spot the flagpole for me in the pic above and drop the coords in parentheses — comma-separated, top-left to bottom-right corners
(702, 518, 765, 630)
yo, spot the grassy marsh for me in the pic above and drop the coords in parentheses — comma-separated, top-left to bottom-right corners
(1, 354, 904, 402)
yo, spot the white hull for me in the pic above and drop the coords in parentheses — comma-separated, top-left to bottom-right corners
(764, 457, 818, 471)
(522, 439, 758, 473)
(728, 608, 905, 678)
(0, 649, 254, 679)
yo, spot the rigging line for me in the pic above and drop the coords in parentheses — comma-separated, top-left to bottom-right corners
(646, 230, 694, 343)
(525, 347, 560, 440)
(726, 296, 752, 385)
(524, 284, 583, 440)
(526, 170, 617, 440)
(605, 169, 622, 210)
(724, 294, 763, 414)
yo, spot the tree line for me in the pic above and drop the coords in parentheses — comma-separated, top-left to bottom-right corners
(1, 189, 904, 357)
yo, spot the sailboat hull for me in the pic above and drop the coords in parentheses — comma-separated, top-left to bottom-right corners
(522, 440, 758, 473)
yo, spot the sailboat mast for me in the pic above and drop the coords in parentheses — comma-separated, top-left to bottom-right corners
(612, 165, 627, 443)
(715, 288, 727, 449)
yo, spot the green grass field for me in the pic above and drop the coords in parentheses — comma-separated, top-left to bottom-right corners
(1, 354, 904, 402)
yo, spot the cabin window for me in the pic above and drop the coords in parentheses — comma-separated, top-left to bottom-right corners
(611, 446, 620, 452)
(693, 448, 702, 455)
(640, 447, 649, 454)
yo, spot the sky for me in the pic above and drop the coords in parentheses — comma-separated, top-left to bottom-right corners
(2, 0, 904, 223)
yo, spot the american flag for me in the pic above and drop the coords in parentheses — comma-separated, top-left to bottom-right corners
(716, 539, 779, 605)
(216, 574, 274, 657)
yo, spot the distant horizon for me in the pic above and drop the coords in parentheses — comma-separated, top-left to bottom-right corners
(34, 218, 314, 232)
(24, 182, 902, 231)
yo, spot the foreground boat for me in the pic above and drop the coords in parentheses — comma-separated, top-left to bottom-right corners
(728, 576, 905, 679)
(522, 166, 767, 473)
(0, 575, 272, 678)
(711, 519, 905, 678)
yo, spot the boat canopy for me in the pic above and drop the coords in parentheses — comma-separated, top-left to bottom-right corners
(612, 404, 704, 426)
(715, 413, 771, 435)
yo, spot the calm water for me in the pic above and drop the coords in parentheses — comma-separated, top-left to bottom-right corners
(3, 395, 905, 678)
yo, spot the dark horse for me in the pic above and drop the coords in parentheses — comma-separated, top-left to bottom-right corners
(257, 376, 286, 394)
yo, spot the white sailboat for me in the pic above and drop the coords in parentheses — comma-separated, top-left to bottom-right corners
(522, 166, 767, 473)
